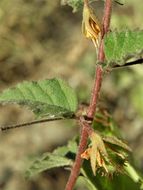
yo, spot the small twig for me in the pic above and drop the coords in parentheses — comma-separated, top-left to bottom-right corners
(114, 0, 124, 5)
(0, 117, 68, 131)
(113, 58, 143, 69)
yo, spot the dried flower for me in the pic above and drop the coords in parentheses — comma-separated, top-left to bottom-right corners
(82, 1, 101, 48)
(81, 132, 108, 175)
(81, 131, 131, 176)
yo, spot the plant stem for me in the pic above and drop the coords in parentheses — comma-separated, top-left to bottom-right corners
(87, 65, 103, 118)
(65, 0, 112, 189)
(65, 119, 91, 190)
(103, 0, 112, 34)
(87, 0, 112, 118)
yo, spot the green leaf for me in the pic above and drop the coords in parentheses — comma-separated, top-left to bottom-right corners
(26, 153, 73, 178)
(76, 175, 97, 190)
(53, 146, 69, 156)
(104, 30, 143, 66)
(125, 163, 143, 189)
(53, 138, 78, 156)
(82, 161, 142, 190)
(26, 138, 78, 178)
(0, 78, 78, 118)
(67, 138, 78, 154)
(61, 0, 83, 12)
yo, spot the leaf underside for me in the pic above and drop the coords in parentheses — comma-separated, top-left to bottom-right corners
(26, 138, 77, 178)
(25, 153, 73, 178)
(104, 30, 143, 66)
(0, 78, 78, 118)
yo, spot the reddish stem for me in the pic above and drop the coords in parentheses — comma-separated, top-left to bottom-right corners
(65, 119, 91, 190)
(87, 65, 103, 118)
(87, 0, 112, 118)
(103, 0, 112, 34)
(65, 1, 112, 189)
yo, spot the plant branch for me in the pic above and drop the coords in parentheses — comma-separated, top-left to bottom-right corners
(65, 0, 112, 189)
(103, 0, 112, 34)
(65, 118, 92, 190)
(87, 65, 103, 118)
(113, 58, 143, 69)
(87, 0, 112, 118)
(0, 117, 74, 131)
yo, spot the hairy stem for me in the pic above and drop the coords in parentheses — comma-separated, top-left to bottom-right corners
(103, 0, 112, 33)
(87, 0, 112, 118)
(87, 65, 103, 118)
(65, 0, 112, 189)
(0, 117, 66, 131)
(65, 119, 92, 190)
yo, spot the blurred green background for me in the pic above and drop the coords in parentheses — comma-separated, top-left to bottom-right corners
(0, 0, 143, 189)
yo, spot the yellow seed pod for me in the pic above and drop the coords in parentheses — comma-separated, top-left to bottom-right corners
(82, 1, 102, 48)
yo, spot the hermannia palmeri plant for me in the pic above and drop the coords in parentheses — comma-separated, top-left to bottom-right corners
(0, 0, 143, 190)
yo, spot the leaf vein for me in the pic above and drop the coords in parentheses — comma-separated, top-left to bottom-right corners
(16, 86, 27, 99)
(56, 80, 70, 110)
(38, 83, 54, 104)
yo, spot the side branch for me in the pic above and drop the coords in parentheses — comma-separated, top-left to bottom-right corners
(0, 117, 65, 131)
(113, 58, 143, 69)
